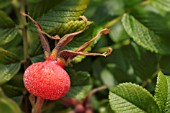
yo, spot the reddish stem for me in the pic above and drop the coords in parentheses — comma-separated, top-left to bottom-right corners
(32, 97, 44, 113)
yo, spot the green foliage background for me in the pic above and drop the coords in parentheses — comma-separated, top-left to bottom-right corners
(0, 0, 170, 113)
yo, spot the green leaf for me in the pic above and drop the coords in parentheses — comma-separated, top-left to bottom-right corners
(122, 0, 142, 8)
(65, 70, 92, 100)
(101, 66, 116, 88)
(1, 84, 23, 97)
(28, 0, 64, 19)
(130, 7, 170, 38)
(0, 63, 21, 85)
(28, 0, 94, 63)
(63, 26, 99, 63)
(109, 21, 128, 43)
(29, 0, 89, 35)
(30, 54, 44, 63)
(92, 0, 124, 24)
(154, 71, 170, 113)
(122, 13, 170, 54)
(6, 73, 24, 89)
(0, 0, 12, 9)
(130, 44, 159, 80)
(0, 10, 15, 28)
(0, 89, 22, 113)
(151, 0, 170, 12)
(107, 43, 158, 82)
(159, 55, 170, 74)
(2, 73, 24, 97)
(0, 28, 17, 46)
(0, 11, 17, 45)
(0, 48, 20, 64)
(28, 33, 43, 56)
(109, 83, 160, 113)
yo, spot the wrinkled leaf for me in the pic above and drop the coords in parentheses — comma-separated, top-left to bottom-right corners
(130, 8, 170, 38)
(154, 71, 170, 113)
(28, 0, 64, 19)
(29, 0, 89, 35)
(0, 89, 22, 113)
(0, 63, 21, 85)
(0, 48, 20, 64)
(65, 70, 92, 100)
(109, 83, 160, 113)
(122, 14, 170, 54)
(28, 0, 96, 63)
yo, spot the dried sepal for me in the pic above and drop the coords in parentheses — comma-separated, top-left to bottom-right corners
(58, 28, 112, 64)
(20, 11, 51, 57)
(75, 28, 110, 52)
(59, 47, 112, 64)
(50, 16, 88, 58)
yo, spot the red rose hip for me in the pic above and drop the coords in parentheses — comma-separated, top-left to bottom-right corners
(21, 12, 111, 102)
(23, 60, 70, 100)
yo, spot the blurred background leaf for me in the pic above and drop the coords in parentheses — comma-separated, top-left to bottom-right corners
(0, 0, 11, 9)
(65, 70, 92, 100)
(0, 89, 22, 113)
(150, 0, 170, 13)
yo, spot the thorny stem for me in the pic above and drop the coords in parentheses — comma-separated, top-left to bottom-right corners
(20, 0, 28, 69)
(32, 97, 44, 113)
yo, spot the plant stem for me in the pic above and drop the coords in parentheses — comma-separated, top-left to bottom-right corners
(140, 0, 150, 6)
(83, 85, 107, 105)
(32, 97, 44, 113)
(20, 0, 28, 69)
(104, 15, 122, 28)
